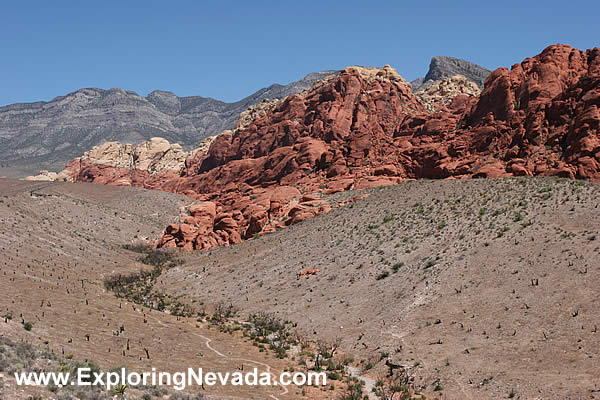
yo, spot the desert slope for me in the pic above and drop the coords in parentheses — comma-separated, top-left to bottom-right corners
(156, 177, 600, 399)
(0, 179, 333, 399)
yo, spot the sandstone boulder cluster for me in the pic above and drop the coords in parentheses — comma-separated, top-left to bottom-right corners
(25, 170, 60, 181)
(159, 187, 333, 250)
(415, 74, 481, 111)
(56, 44, 600, 251)
(52, 137, 204, 187)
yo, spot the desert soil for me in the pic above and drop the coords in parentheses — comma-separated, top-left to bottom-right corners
(156, 177, 600, 399)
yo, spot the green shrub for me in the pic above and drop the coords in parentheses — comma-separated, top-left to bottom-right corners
(376, 271, 390, 280)
(392, 262, 404, 273)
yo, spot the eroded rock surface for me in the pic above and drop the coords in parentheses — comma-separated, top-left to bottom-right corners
(0, 71, 340, 177)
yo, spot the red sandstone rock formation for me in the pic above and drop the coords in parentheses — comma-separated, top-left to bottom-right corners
(58, 45, 600, 250)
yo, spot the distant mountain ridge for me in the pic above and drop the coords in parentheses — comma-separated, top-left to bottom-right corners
(0, 70, 338, 177)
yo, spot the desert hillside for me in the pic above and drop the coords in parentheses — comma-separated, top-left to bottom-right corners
(2, 177, 598, 399)
(1, 43, 598, 400)
(49, 45, 599, 257)
(0, 179, 339, 400)
(2, 1, 598, 398)
(154, 177, 600, 399)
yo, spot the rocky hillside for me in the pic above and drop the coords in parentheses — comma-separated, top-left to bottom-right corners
(37, 136, 207, 186)
(0, 70, 337, 177)
(49, 44, 600, 251)
(0, 57, 491, 179)
(0, 178, 327, 400)
(411, 55, 491, 91)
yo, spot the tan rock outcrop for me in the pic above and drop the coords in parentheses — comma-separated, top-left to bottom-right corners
(344, 64, 409, 85)
(415, 74, 481, 111)
(32, 137, 197, 184)
(73, 137, 190, 173)
(24, 170, 59, 181)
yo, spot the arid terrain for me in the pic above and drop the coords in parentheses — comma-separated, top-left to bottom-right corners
(0, 179, 341, 400)
(155, 177, 600, 399)
(1, 42, 599, 400)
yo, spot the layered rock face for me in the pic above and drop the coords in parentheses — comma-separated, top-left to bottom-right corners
(60, 44, 600, 251)
(150, 65, 416, 250)
(186, 64, 422, 193)
(461, 44, 600, 180)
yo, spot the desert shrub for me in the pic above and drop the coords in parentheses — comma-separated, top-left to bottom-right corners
(337, 382, 363, 400)
(103, 249, 188, 315)
(248, 312, 287, 337)
(376, 271, 390, 280)
(327, 371, 342, 380)
(121, 243, 151, 253)
(373, 364, 417, 400)
(246, 312, 295, 359)
(138, 249, 181, 268)
(392, 262, 404, 273)
(211, 301, 239, 324)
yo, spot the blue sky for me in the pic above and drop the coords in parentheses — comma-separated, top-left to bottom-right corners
(1, 0, 598, 106)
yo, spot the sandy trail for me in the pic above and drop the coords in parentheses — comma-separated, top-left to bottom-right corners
(143, 312, 289, 399)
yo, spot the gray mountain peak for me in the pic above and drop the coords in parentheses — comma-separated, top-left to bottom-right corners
(411, 56, 491, 91)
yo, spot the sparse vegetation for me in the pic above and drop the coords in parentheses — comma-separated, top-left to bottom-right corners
(376, 270, 390, 280)
(104, 248, 189, 315)
(2, 177, 599, 399)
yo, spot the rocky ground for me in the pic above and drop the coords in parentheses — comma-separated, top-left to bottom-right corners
(1, 43, 599, 400)
(1, 176, 599, 399)
(155, 177, 600, 399)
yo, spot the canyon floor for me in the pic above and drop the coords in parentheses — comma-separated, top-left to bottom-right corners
(1, 177, 599, 399)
